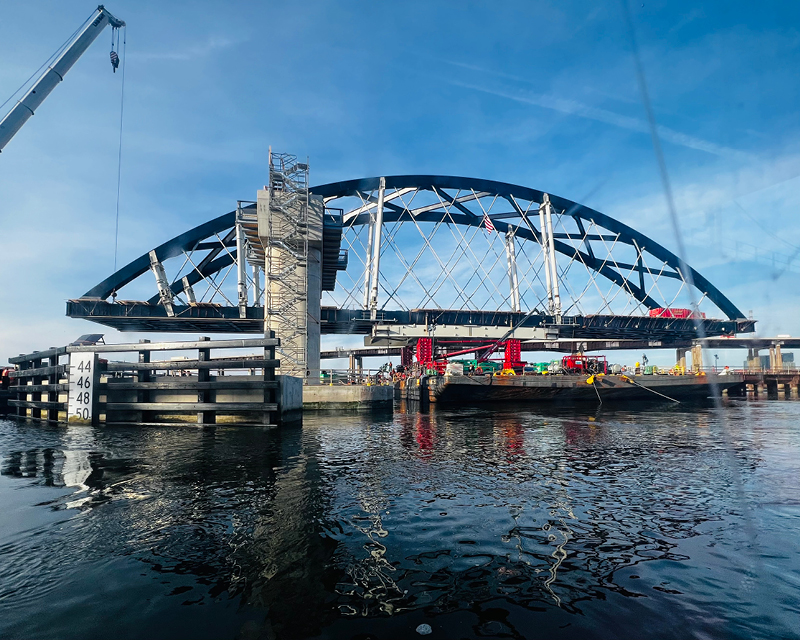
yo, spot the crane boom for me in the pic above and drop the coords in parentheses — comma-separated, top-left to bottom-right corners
(0, 5, 125, 153)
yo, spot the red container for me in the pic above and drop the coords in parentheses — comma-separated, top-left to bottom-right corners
(649, 308, 705, 319)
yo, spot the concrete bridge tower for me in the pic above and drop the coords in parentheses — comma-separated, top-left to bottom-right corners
(252, 151, 322, 383)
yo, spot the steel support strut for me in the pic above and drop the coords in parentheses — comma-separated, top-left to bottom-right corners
(253, 265, 262, 306)
(504, 227, 521, 312)
(362, 205, 375, 310)
(149, 250, 175, 317)
(539, 197, 554, 314)
(543, 194, 562, 318)
(369, 177, 386, 319)
(235, 203, 248, 318)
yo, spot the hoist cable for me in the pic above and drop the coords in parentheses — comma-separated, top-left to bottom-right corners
(590, 378, 602, 404)
(620, 375, 679, 403)
(113, 27, 126, 274)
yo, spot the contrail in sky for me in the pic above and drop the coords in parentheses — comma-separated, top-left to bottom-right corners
(448, 78, 752, 162)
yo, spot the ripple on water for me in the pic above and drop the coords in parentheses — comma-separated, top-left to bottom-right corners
(0, 404, 799, 639)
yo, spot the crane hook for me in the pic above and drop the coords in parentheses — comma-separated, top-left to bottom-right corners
(109, 25, 120, 72)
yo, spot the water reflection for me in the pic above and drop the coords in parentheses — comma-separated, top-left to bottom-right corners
(303, 408, 752, 622)
(0, 404, 795, 639)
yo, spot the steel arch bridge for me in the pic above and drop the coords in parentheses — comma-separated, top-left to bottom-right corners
(67, 174, 754, 344)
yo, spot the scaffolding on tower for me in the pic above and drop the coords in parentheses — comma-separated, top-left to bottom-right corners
(261, 151, 310, 377)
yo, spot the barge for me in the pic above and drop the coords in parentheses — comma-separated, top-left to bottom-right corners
(398, 373, 745, 406)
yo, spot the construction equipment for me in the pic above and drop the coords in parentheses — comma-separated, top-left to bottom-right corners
(0, 5, 125, 153)
(561, 354, 608, 375)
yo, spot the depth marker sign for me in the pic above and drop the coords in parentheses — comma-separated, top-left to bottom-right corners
(68, 352, 96, 423)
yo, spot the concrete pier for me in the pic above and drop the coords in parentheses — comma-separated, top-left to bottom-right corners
(302, 384, 393, 410)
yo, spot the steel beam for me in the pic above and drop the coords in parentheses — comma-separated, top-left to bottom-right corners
(543, 194, 562, 318)
(369, 177, 386, 319)
(504, 228, 521, 312)
(362, 211, 375, 310)
(182, 276, 196, 304)
(538, 198, 554, 314)
(149, 250, 175, 317)
(235, 206, 248, 318)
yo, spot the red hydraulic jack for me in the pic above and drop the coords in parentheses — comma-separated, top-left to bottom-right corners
(416, 337, 433, 366)
(503, 339, 523, 370)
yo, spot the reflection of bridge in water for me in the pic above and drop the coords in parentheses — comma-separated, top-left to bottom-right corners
(66, 154, 754, 378)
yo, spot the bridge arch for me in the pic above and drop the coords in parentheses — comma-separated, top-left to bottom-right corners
(70, 175, 746, 335)
(314, 176, 744, 321)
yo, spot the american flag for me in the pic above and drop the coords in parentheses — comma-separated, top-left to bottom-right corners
(483, 212, 495, 232)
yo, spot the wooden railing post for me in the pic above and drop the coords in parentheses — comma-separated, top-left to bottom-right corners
(14, 359, 27, 420)
(31, 355, 42, 420)
(264, 330, 276, 426)
(138, 340, 152, 423)
(48, 350, 59, 422)
(197, 336, 215, 425)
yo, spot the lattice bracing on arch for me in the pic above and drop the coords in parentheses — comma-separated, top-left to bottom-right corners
(318, 178, 730, 319)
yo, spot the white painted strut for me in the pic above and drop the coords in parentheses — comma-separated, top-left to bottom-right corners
(539, 198, 554, 314)
(149, 250, 175, 317)
(504, 228, 521, 312)
(252, 265, 262, 307)
(235, 207, 248, 318)
(543, 194, 562, 318)
(362, 213, 375, 310)
(182, 276, 196, 304)
(369, 177, 386, 319)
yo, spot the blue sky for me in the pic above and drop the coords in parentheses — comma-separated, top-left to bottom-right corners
(1, 0, 799, 366)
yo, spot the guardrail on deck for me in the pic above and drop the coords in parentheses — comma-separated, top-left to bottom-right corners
(8, 336, 281, 426)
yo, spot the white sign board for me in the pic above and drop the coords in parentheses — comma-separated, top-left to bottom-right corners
(68, 352, 95, 423)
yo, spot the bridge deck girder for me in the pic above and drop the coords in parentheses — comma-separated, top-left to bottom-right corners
(66, 299, 754, 341)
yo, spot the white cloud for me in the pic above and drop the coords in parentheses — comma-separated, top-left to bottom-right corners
(130, 35, 245, 62)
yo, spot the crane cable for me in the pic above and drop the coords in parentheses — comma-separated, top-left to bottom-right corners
(620, 375, 679, 403)
(586, 375, 603, 404)
(112, 26, 126, 274)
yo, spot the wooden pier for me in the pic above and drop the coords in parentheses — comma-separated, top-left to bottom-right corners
(7, 336, 301, 426)
(739, 371, 800, 398)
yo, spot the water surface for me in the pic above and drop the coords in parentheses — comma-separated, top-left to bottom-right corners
(1, 400, 799, 639)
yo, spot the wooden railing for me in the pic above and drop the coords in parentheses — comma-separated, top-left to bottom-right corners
(8, 336, 282, 426)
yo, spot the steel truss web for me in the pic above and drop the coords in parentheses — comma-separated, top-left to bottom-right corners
(313, 176, 745, 321)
